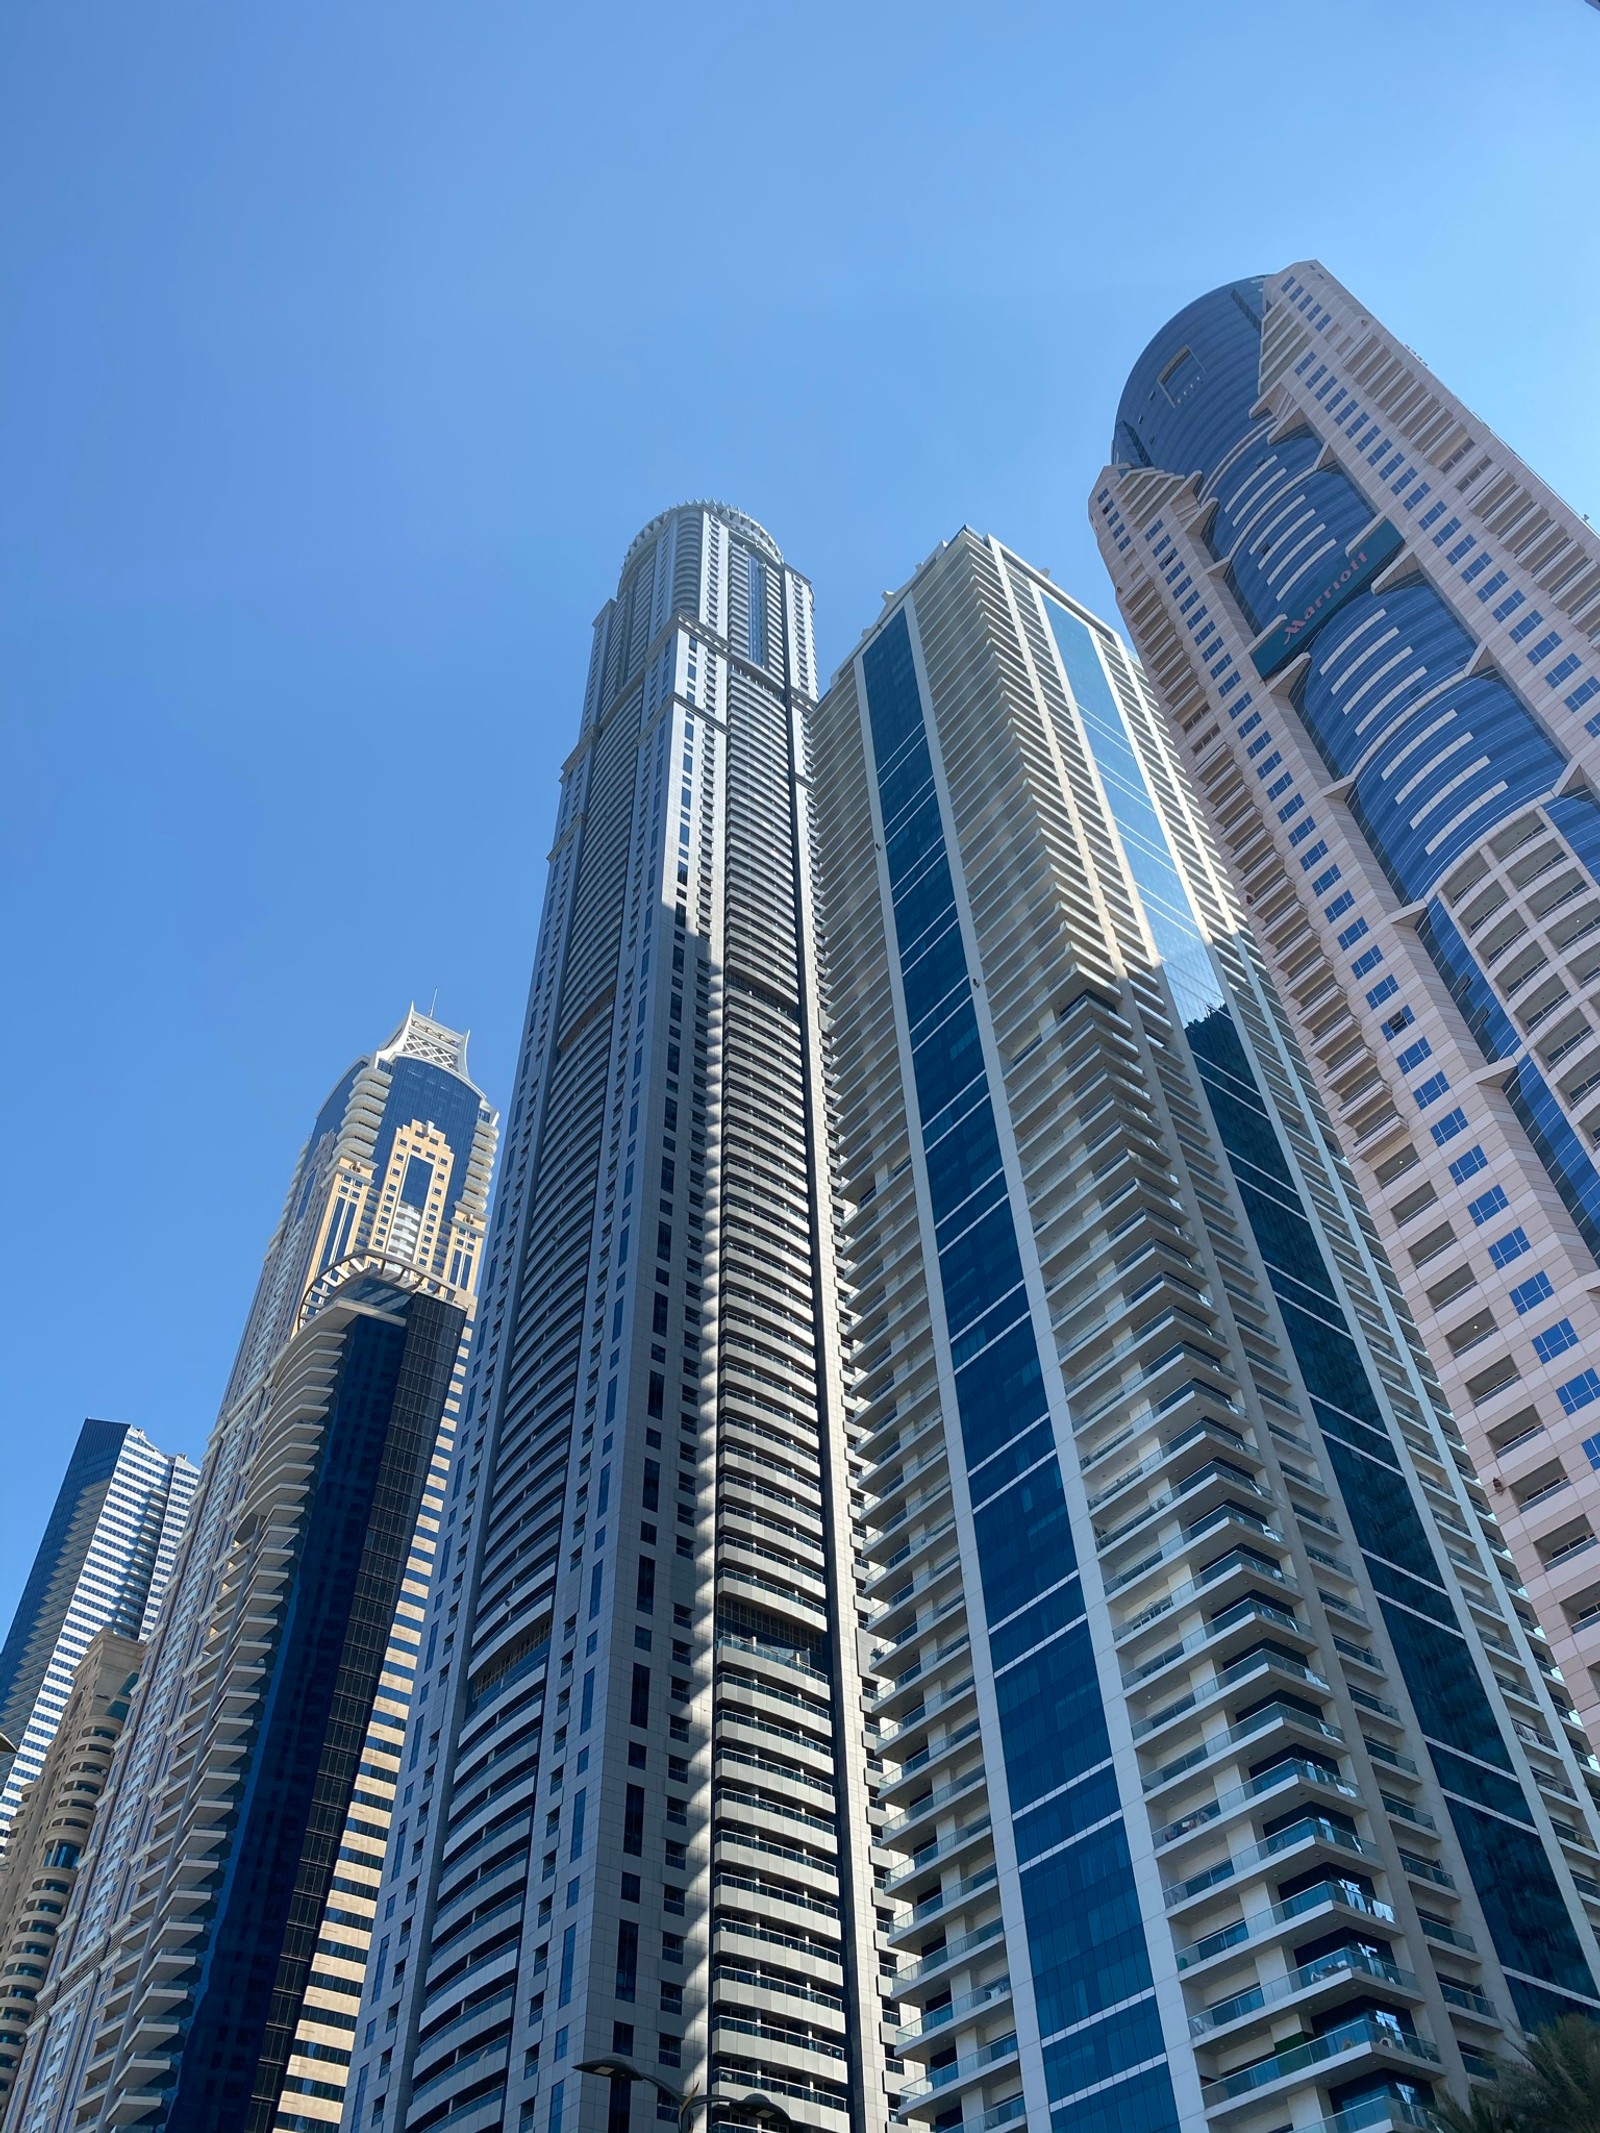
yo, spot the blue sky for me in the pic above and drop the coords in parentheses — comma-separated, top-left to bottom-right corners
(3, 0, 1598, 1629)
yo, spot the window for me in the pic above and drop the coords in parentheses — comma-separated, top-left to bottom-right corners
(1431, 1108, 1472, 1147)
(1488, 1228, 1532, 1270)
(1534, 1320, 1580, 1366)
(1493, 589, 1526, 623)
(1352, 947, 1384, 978)
(1326, 891, 1356, 922)
(1509, 1273, 1555, 1316)
(1448, 1147, 1488, 1186)
(1559, 1370, 1600, 1417)
(1413, 1073, 1451, 1110)
(1367, 975, 1400, 1009)
(1581, 1434, 1600, 1471)
(1338, 918, 1369, 950)
(1396, 1039, 1434, 1075)
(1467, 1185, 1510, 1226)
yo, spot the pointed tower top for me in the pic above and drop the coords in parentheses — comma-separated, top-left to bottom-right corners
(375, 1005, 474, 1083)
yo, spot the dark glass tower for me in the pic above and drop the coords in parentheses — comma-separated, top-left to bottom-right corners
(9, 1013, 497, 2133)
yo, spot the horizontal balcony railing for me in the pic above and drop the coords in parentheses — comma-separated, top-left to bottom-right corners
(1190, 1947, 1419, 2035)
(892, 1977, 1011, 2048)
(1164, 1816, 1378, 1908)
(1117, 1550, 1299, 1643)
(1122, 1594, 1304, 1690)
(883, 1817, 992, 1895)
(895, 2031, 1018, 2105)
(1133, 1652, 1331, 1745)
(880, 1765, 987, 1845)
(1105, 1507, 1285, 1600)
(1176, 1880, 1396, 1970)
(1144, 1701, 1343, 1794)
(1155, 1759, 1361, 1849)
(1201, 2013, 1439, 2108)
(1086, 1418, 1256, 1515)
(892, 1915, 1005, 1988)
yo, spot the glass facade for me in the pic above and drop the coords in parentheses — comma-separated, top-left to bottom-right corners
(815, 526, 1600, 2133)
(1094, 257, 1600, 1754)
(8, 1015, 496, 2133)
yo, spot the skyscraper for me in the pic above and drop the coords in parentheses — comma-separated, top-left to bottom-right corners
(0, 1423, 197, 1850)
(0, 1628, 144, 2116)
(8, 1010, 497, 2133)
(1092, 262, 1600, 1738)
(814, 528, 1600, 2132)
(342, 506, 881, 2133)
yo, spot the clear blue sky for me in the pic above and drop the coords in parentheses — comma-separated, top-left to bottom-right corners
(3, 0, 1597, 1629)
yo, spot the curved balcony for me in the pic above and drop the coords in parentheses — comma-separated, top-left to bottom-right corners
(891, 1915, 1006, 1994)
(896, 2031, 1019, 2112)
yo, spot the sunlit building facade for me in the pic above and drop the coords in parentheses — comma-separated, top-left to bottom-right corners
(814, 528, 1600, 2133)
(1093, 261, 1600, 1735)
(9, 1011, 497, 2133)
(0, 1425, 196, 1852)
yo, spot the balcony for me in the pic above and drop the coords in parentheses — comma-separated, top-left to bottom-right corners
(882, 1816, 992, 1896)
(896, 2031, 1019, 2108)
(1154, 1758, 1361, 1850)
(1201, 2013, 1439, 2112)
(1133, 1651, 1330, 1748)
(1176, 1879, 1395, 1972)
(892, 1977, 1011, 2050)
(1143, 1699, 1343, 1796)
(1116, 1548, 1299, 1645)
(1164, 1815, 1379, 1910)
(892, 1915, 1005, 1990)
(880, 1765, 988, 1846)
(1122, 1594, 1306, 1692)
(1190, 1947, 1420, 2037)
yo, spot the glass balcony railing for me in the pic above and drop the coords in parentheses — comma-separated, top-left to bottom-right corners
(1201, 2014, 1439, 2105)
(1190, 1948, 1417, 2035)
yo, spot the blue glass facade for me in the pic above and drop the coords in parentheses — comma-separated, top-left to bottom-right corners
(1041, 584, 1600, 2032)
(861, 608, 1181, 2133)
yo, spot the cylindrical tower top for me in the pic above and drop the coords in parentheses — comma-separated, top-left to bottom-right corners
(620, 498, 783, 575)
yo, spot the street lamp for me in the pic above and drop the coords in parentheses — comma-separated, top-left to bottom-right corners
(575, 2059, 794, 2132)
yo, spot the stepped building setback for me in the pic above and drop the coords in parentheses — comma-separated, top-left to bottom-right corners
(1093, 262, 1600, 1735)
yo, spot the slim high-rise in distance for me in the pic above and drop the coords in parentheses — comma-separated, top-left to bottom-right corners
(1092, 262, 1600, 1735)
(814, 529, 1600, 2133)
(343, 505, 880, 2133)
(0, 1424, 197, 1850)
(9, 1011, 497, 2133)
(0, 1629, 144, 2117)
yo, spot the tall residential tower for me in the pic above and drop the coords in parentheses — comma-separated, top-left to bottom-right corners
(1092, 262, 1600, 1733)
(815, 530, 1600, 2133)
(342, 506, 881, 2133)
(9, 1011, 496, 2133)
(0, 1424, 196, 1850)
